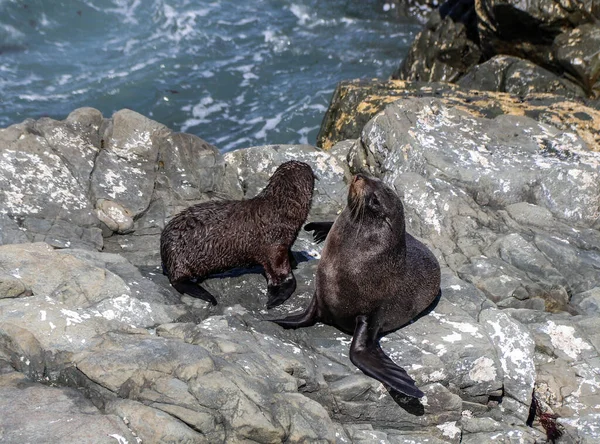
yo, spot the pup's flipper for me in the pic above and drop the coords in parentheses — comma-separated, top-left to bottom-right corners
(266, 274, 296, 309)
(173, 280, 218, 306)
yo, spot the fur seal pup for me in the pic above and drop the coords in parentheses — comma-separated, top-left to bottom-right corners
(272, 174, 441, 397)
(160, 160, 315, 308)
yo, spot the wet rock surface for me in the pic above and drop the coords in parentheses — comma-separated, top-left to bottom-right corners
(1, 108, 600, 442)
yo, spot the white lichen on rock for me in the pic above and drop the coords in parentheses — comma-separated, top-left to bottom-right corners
(436, 421, 461, 439)
(542, 321, 592, 360)
(469, 356, 497, 383)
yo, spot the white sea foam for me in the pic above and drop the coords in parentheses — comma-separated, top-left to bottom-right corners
(0, 23, 25, 40)
(289, 4, 311, 26)
(161, 4, 212, 42)
(106, 0, 143, 25)
(255, 112, 284, 139)
(18, 93, 70, 102)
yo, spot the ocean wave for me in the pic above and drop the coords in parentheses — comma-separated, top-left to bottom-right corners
(0, 0, 419, 150)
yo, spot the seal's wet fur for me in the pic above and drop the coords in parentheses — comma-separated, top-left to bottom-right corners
(272, 174, 441, 398)
(161, 160, 315, 308)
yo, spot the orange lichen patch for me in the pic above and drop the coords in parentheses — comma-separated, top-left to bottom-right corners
(318, 79, 600, 151)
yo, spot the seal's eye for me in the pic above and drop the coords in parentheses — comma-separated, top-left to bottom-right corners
(371, 195, 380, 207)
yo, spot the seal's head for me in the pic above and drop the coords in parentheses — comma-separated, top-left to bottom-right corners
(347, 173, 405, 234)
(262, 160, 315, 195)
(259, 160, 315, 220)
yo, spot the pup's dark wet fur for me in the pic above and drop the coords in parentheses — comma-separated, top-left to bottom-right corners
(161, 160, 314, 308)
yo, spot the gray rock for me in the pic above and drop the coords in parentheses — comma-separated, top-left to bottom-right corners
(348, 97, 600, 313)
(506, 308, 600, 430)
(106, 399, 205, 444)
(91, 109, 168, 217)
(0, 114, 101, 248)
(458, 256, 542, 306)
(0, 371, 137, 444)
(460, 416, 546, 443)
(479, 309, 535, 420)
(571, 287, 600, 315)
(95, 199, 134, 234)
(223, 143, 349, 219)
(317, 78, 600, 151)
(0, 215, 28, 246)
(0, 243, 186, 379)
(558, 413, 600, 443)
(344, 422, 456, 443)
(0, 108, 243, 265)
(457, 55, 587, 98)
(440, 268, 494, 318)
(554, 24, 600, 99)
(0, 239, 519, 442)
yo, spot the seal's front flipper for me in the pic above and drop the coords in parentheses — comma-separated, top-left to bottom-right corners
(264, 245, 298, 309)
(173, 280, 218, 306)
(269, 295, 318, 329)
(304, 222, 334, 244)
(350, 316, 424, 398)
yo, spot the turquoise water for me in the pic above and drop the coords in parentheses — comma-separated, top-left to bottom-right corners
(0, 0, 419, 151)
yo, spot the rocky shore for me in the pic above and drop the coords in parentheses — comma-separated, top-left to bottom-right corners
(1, 1, 599, 443)
(1, 99, 599, 442)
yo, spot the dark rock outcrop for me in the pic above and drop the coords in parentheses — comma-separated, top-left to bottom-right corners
(393, 8, 482, 83)
(394, 0, 600, 99)
(456, 55, 588, 97)
(476, 0, 598, 65)
(553, 24, 600, 99)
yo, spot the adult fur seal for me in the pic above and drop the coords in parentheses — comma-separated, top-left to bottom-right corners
(272, 173, 440, 398)
(161, 160, 315, 308)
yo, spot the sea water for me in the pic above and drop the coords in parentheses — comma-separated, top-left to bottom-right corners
(0, 0, 419, 151)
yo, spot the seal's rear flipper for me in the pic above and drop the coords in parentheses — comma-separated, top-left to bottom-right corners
(350, 316, 424, 398)
(304, 222, 334, 244)
(269, 296, 318, 329)
(173, 280, 218, 306)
